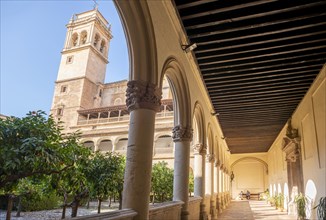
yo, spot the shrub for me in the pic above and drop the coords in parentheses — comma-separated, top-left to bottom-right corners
(21, 191, 60, 211)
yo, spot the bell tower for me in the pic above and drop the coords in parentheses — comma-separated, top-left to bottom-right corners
(50, 9, 112, 129)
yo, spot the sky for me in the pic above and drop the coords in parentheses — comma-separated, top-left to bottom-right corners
(0, 0, 129, 118)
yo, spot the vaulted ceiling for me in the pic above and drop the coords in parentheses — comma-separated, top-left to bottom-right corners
(174, 0, 326, 153)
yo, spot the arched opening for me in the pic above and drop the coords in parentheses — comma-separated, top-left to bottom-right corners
(93, 33, 100, 48)
(71, 33, 78, 47)
(83, 140, 95, 152)
(155, 135, 173, 155)
(116, 138, 128, 153)
(100, 40, 106, 53)
(80, 30, 87, 45)
(98, 139, 112, 152)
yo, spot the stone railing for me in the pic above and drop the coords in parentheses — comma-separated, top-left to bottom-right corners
(66, 209, 137, 220)
(188, 197, 202, 220)
(149, 201, 184, 220)
(77, 111, 173, 126)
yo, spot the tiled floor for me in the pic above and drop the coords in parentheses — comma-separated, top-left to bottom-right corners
(216, 200, 296, 220)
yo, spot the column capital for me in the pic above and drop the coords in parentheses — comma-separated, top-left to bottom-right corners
(126, 80, 162, 112)
(193, 143, 207, 155)
(172, 125, 193, 142)
(206, 154, 215, 163)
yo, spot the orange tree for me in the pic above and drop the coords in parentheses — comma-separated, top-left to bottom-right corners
(0, 111, 89, 219)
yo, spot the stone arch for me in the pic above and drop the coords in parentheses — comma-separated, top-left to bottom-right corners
(155, 134, 173, 155)
(114, 97, 122, 105)
(80, 30, 87, 45)
(206, 123, 214, 155)
(231, 157, 269, 174)
(82, 140, 95, 152)
(116, 137, 128, 152)
(161, 57, 192, 129)
(193, 101, 205, 147)
(114, 1, 157, 84)
(98, 139, 113, 152)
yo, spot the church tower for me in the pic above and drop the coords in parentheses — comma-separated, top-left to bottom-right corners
(50, 9, 112, 129)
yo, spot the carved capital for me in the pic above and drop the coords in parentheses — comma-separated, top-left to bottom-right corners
(126, 80, 162, 112)
(206, 154, 215, 163)
(193, 143, 207, 155)
(172, 125, 193, 142)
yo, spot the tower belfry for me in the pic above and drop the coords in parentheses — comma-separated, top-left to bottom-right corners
(50, 9, 112, 128)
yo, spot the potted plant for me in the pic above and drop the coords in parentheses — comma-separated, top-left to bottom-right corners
(277, 193, 285, 211)
(295, 193, 308, 220)
(313, 197, 326, 220)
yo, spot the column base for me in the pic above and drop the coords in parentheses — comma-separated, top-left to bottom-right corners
(181, 210, 189, 220)
(199, 203, 208, 220)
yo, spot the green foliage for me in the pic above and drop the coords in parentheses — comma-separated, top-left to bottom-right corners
(0, 111, 87, 190)
(189, 172, 194, 196)
(151, 161, 174, 203)
(295, 193, 308, 220)
(276, 193, 284, 210)
(21, 190, 60, 211)
(314, 197, 326, 220)
(84, 151, 125, 212)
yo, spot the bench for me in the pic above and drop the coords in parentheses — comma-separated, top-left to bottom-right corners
(240, 193, 260, 200)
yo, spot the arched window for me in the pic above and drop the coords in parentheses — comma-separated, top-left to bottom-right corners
(80, 31, 87, 45)
(100, 40, 106, 53)
(93, 34, 100, 47)
(71, 33, 78, 47)
(114, 98, 122, 105)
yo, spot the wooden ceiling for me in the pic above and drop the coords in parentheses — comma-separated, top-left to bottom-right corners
(174, 0, 326, 153)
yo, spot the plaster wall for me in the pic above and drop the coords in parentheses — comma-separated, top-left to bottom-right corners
(230, 153, 268, 199)
(267, 65, 326, 216)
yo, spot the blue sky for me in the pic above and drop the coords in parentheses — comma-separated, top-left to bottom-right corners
(0, 0, 129, 118)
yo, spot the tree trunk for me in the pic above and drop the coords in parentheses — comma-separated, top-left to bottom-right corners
(118, 191, 122, 210)
(61, 192, 68, 219)
(86, 199, 90, 209)
(16, 196, 22, 217)
(109, 196, 112, 207)
(61, 205, 66, 219)
(6, 195, 15, 220)
(71, 200, 80, 218)
(113, 195, 116, 203)
(152, 193, 155, 204)
(97, 198, 102, 214)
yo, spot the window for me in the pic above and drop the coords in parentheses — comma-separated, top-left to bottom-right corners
(114, 98, 122, 105)
(71, 33, 78, 47)
(66, 56, 73, 64)
(80, 31, 87, 45)
(57, 108, 63, 116)
(99, 89, 103, 97)
(94, 34, 100, 47)
(60, 86, 67, 93)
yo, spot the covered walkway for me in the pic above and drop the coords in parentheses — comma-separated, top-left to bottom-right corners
(217, 200, 296, 220)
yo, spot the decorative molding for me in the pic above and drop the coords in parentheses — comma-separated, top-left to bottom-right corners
(193, 143, 206, 155)
(172, 125, 193, 142)
(206, 154, 215, 163)
(282, 119, 301, 162)
(126, 80, 162, 112)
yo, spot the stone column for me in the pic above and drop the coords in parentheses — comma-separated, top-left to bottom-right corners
(122, 80, 161, 220)
(205, 154, 215, 219)
(173, 125, 193, 220)
(193, 143, 208, 220)
(214, 160, 220, 214)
